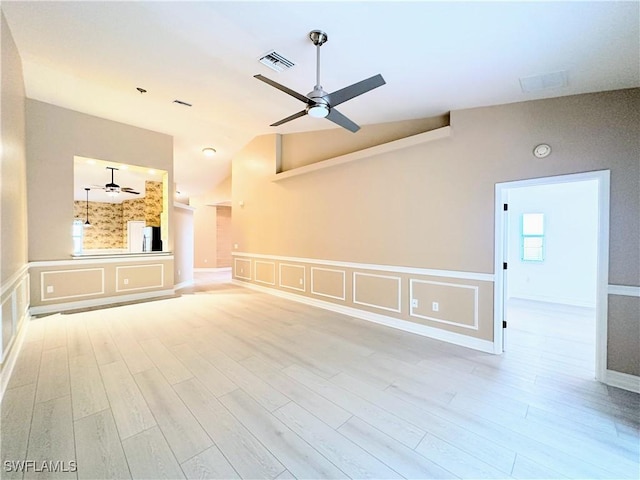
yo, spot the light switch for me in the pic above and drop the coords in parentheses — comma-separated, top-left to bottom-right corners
(411, 299, 418, 308)
(124, 278, 129, 285)
(432, 302, 439, 312)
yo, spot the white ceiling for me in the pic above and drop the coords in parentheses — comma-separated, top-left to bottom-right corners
(3, 1, 639, 200)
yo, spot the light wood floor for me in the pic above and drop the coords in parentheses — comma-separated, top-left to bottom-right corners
(2, 272, 638, 479)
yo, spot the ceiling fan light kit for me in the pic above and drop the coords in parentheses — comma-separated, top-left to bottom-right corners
(202, 147, 217, 156)
(90, 166, 141, 198)
(255, 29, 386, 133)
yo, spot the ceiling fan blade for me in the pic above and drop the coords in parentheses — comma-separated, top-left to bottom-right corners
(121, 188, 140, 195)
(254, 74, 310, 104)
(270, 110, 308, 127)
(326, 108, 360, 133)
(325, 74, 386, 108)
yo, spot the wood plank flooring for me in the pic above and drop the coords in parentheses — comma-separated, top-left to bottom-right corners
(1, 272, 638, 479)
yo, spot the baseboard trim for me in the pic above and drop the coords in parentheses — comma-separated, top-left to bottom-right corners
(232, 280, 494, 354)
(604, 369, 640, 393)
(29, 289, 176, 316)
(0, 314, 31, 401)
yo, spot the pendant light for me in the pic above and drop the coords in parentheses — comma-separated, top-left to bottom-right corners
(84, 188, 91, 227)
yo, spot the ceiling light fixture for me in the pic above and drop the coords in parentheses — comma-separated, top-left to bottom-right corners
(84, 188, 91, 226)
(202, 147, 217, 157)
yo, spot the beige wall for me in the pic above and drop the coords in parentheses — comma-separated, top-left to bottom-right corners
(1, 12, 28, 282)
(232, 89, 640, 373)
(26, 99, 174, 261)
(173, 204, 194, 287)
(192, 204, 218, 268)
(216, 206, 232, 268)
(191, 202, 232, 269)
(1, 11, 29, 366)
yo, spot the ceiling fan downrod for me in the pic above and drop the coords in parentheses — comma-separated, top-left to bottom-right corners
(309, 30, 327, 90)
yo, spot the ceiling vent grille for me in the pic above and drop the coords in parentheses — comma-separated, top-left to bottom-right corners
(519, 71, 568, 93)
(259, 50, 295, 72)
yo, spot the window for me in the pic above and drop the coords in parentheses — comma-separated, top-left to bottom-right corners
(521, 213, 544, 262)
(72, 219, 84, 255)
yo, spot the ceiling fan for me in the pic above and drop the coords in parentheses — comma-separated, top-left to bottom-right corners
(255, 30, 386, 133)
(91, 167, 140, 196)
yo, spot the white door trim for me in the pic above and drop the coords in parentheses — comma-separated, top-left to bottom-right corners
(494, 170, 610, 382)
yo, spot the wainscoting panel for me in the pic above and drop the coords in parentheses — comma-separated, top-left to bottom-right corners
(234, 258, 252, 280)
(410, 279, 478, 330)
(0, 267, 30, 367)
(231, 253, 495, 349)
(353, 272, 402, 313)
(1, 295, 13, 356)
(115, 264, 164, 292)
(311, 267, 346, 301)
(41, 268, 105, 301)
(29, 255, 175, 314)
(279, 264, 306, 292)
(254, 261, 276, 286)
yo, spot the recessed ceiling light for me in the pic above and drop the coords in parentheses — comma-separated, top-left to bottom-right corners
(119, 165, 128, 170)
(202, 147, 217, 157)
(148, 169, 156, 175)
(86, 159, 96, 164)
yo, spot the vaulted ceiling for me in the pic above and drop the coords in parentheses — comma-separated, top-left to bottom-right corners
(3, 1, 638, 200)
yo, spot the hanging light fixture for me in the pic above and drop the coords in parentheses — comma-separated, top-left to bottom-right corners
(84, 188, 91, 227)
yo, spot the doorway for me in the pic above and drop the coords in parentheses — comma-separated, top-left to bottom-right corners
(494, 171, 610, 382)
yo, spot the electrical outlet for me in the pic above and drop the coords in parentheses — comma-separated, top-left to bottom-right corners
(411, 299, 418, 308)
(234, 243, 239, 249)
(46, 286, 54, 293)
(124, 279, 129, 285)
(204, 259, 208, 263)
(432, 302, 439, 312)
(178, 269, 181, 277)
(299, 278, 303, 285)
(240, 268, 244, 274)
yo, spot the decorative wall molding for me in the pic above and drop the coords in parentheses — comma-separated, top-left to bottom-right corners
(41, 268, 105, 302)
(115, 264, 164, 292)
(254, 261, 276, 286)
(279, 263, 306, 292)
(605, 369, 640, 393)
(409, 279, 479, 330)
(233, 258, 252, 280)
(232, 252, 494, 282)
(311, 267, 346, 301)
(233, 279, 494, 354)
(30, 288, 176, 316)
(0, 312, 31, 401)
(353, 272, 402, 313)
(272, 126, 452, 181)
(0, 267, 31, 399)
(608, 284, 640, 297)
(0, 264, 29, 297)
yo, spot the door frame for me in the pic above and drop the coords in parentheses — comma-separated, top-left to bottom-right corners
(494, 170, 610, 382)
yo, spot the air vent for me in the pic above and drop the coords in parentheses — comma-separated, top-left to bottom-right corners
(259, 50, 295, 72)
(519, 71, 568, 93)
(173, 99, 192, 107)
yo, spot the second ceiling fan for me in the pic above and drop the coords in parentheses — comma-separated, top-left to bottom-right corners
(92, 167, 140, 196)
(255, 30, 386, 133)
